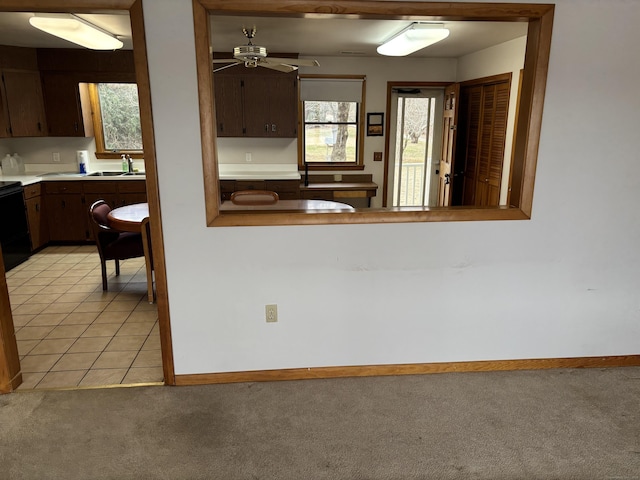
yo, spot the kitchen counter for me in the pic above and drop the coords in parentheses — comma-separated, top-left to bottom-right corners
(0, 171, 146, 186)
(218, 163, 301, 180)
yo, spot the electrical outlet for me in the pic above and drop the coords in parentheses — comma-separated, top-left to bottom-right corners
(245, 152, 252, 162)
(265, 304, 278, 323)
(52, 152, 60, 162)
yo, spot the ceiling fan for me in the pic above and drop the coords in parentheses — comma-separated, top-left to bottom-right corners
(212, 27, 320, 73)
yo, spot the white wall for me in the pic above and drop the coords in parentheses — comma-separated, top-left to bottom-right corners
(144, 0, 640, 376)
(457, 36, 527, 204)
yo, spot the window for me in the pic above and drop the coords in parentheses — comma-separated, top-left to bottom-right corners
(299, 76, 365, 169)
(89, 83, 143, 159)
(195, 1, 554, 226)
(304, 101, 358, 164)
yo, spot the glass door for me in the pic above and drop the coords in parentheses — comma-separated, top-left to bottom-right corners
(388, 88, 444, 207)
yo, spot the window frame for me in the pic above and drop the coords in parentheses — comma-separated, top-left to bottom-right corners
(298, 74, 366, 171)
(194, 0, 555, 227)
(89, 82, 144, 160)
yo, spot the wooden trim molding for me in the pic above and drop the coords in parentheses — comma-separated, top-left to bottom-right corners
(197, 1, 555, 227)
(0, 0, 176, 392)
(130, 0, 175, 385)
(175, 355, 640, 386)
(0, 248, 21, 394)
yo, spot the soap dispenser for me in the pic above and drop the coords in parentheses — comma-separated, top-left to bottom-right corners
(121, 154, 128, 173)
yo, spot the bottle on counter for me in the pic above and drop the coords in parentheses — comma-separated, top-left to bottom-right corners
(2, 153, 25, 175)
(121, 154, 128, 173)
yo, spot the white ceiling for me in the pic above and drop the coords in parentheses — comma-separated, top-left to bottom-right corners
(0, 11, 527, 59)
(210, 15, 529, 59)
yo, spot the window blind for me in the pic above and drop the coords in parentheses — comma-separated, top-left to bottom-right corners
(299, 78, 364, 102)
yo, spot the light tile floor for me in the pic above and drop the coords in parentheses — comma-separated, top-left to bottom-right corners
(5, 245, 163, 390)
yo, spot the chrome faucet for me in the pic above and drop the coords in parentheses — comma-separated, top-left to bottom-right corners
(126, 155, 134, 173)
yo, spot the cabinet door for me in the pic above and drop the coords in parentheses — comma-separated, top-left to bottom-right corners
(46, 194, 87, 242)
(0, 81, 10, 138)
(214, 75, 244, 137)
(2, 71, 47, 137)
(242, 76, 271, 137)
(117, 193, 147, 207)
(117, 180, 146, 207)
(25, 196, 48, 250)
(268, 76, 298, 137)
(41, 74, 86, 137)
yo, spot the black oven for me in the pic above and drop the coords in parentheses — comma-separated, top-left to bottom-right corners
(0, 181, 31, 271)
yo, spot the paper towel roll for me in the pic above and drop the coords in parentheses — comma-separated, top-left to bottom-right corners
(77, 150, 89, 174)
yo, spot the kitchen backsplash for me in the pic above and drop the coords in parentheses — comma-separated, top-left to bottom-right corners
(216, 137, 297, 165)
(0, 137, 144, 174)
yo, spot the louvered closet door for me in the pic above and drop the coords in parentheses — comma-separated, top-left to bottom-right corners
(458, 79, 510, 207)
(476, 82, 509, 206)
(461, 86, 482, 205)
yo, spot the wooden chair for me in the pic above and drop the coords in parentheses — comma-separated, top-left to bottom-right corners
(88, 200, 145, 291)
(230, 190, 279, 205)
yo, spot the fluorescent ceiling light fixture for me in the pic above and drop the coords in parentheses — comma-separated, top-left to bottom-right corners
(29, 13, 123, 50)
(377, 22, 449, 56)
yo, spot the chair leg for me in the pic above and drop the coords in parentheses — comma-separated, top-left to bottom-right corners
(141, 218, 155, 303)
(115, 259, 120, 276)
(101, 260, 108, 291)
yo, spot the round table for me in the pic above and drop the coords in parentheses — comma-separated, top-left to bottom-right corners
(107, 202, 149, 232)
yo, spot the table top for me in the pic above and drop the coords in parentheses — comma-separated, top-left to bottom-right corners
(220, 199, 356, 212)
(107, 202, 149, 232)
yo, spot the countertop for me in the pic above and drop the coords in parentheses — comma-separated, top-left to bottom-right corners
(218, 163, 301, 180)
(0, 171, 146, 186)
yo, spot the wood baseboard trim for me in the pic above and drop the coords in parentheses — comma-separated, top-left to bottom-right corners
(174, 355, 640, 386)
(0, 372, 22, 394)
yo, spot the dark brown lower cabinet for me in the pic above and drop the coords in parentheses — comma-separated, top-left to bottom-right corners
(41, 180, 147, 243)
(23, 184, 48, 251)
(45, 193, 87, 242)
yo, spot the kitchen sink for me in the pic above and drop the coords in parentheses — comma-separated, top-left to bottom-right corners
(120, 172, 146, 176)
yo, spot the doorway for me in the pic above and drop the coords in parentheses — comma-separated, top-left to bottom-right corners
(387, 86, 444, 207)
(0, 1, 173, 393)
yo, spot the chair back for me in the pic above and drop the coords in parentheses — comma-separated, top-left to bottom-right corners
(230, 190, 279, 205)
(90, 200, 113, 230)
(89, 200, 119, 250)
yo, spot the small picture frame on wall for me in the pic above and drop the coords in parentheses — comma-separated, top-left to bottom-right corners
(367, 112, 384, 136)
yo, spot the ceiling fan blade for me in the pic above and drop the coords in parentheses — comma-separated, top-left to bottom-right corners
(266, 57, 320, 67)
(212, 58, 241, 64)
(213, 62, 241, 73)
(258, 62, 298, 73)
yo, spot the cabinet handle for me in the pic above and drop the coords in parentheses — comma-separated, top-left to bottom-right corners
(219, 123, 224, 132)
(61, 200, 66, 208)
(265, 124, 269, 132)
(74, 122, 78, 132)
(272, 124, 276, 132)
(35, 203, 40, 212)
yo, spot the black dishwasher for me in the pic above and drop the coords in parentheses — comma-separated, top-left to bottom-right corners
(0, 181, 31, 271)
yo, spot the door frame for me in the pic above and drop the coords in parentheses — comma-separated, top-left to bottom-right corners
(382, 82, 449, 208)
(0, 0, 175, 393)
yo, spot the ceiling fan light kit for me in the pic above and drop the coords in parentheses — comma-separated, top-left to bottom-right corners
(29, 13, 123, 50)
(377, 22, 449, 56)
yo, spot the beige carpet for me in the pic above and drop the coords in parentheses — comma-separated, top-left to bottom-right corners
(1, 367, 640, 479)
